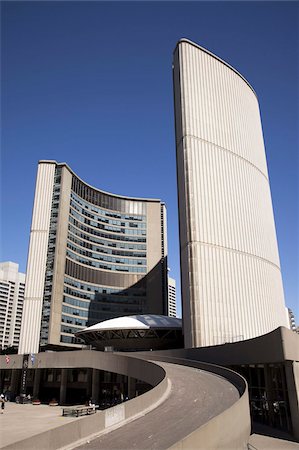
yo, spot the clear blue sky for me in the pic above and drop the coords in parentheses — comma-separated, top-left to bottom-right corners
(1, 1, 298, 319)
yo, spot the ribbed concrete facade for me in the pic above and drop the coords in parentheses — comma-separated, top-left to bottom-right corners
(19, 161, 167, 354)
(173, 39, 287, 347)
(18, 163, 55, 354)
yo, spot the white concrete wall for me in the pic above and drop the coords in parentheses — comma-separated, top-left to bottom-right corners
(174, 40, 287, 347)
(18, 162, 56, 354)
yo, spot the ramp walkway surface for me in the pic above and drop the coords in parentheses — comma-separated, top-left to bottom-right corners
(73, 361, 239, 449)
(2, 361, 239, 449)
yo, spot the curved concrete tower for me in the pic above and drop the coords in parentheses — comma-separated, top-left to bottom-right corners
(173, 39, 287, 347)
(19, 161, 168, 354)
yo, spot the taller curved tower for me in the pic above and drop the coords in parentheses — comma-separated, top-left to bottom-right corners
(19, 161, 167, 353)
(173, 39, 287, 347)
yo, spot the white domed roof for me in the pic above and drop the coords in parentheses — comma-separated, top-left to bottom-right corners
(79, 315, 182, 333)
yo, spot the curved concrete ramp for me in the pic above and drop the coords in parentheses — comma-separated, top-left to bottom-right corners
(0, 351, 250, 449)
(74, 360, 248, 450)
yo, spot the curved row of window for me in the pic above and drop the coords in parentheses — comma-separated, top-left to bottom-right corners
(62, 314, 87, 327)
(71, 192, 145, 222)
(64, 277, 121, 295)
(70, 198, 146, 229)
(68, 224, 146, 251)
(62, 296, 144, 315)
(68, 231, 146, 258)
(61, 324, 83, 335)
(60, 335, 82, 344)
(63, 295, 91, 310)
(63, 286, 96, 301)
(62, 304, 89, 317)
(66, 250, 147, 273)
(65, 259, 147, 289)
(64, 285, 146, 303)
(64, 277, 146, 297)
(70, 207, 146, 236)
(67, 242, 146, 267)
(69, 216, 146, 244)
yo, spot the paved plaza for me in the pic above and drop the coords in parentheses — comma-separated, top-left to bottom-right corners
(249, 434, 299, 450)
(0, 402, 78, 448)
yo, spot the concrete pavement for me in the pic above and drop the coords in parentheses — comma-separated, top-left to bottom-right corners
(73, 362, 240, 450)
(249, 434, 299, 449)
(0, 403, 78, 448)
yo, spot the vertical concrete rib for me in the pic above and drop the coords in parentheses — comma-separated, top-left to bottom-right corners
(173, 39, 287, 347)
(18, 162, 55, 354)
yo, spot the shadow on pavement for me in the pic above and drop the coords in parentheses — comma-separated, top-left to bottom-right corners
(252, 422, 298, 443)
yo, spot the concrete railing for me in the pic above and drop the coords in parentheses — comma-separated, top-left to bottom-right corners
(0, 350, 165, 387)
(137, 354, 247, 395)
(2, 378, 170, 450)
(1, 351, 169, 450)
(135, 353, 251, 450)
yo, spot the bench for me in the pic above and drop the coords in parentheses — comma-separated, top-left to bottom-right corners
(62, 405, 96, 417)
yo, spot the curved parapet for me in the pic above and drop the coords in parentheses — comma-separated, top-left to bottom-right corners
(0, 351, 169, 450)
(133, 353, 250, 450)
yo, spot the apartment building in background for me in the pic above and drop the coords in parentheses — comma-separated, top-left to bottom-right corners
(173, 39, 288, 347)
(0, 262, 25, 350)
(19, 161, 168, 353)
(168, 276, 176, 317)
(287, 308, 297, 332)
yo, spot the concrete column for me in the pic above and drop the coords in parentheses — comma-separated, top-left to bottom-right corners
(33, 369, 41, 399)
(285, 361, 299, 440)
(92, 369, 100, 403)
(120, 375, 125, 401)
(86, 368, 92, 399)
(264, 364, 275, 427)
(0, 369, 5, 392)
(59, 369, 67, 405)
(10, 369, 20, 399)
(128, 376, 136, 399)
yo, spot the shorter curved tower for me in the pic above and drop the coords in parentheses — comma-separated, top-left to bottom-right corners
(19, 161, 167, 353)
(173, 39, 287, 347)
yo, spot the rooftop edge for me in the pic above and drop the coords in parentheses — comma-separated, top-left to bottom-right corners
(38, 160, 163, 204)
(174, 38, 257, 98)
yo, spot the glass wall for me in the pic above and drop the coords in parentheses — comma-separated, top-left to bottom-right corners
(232, 363, 292, 434)
(60, 177, 149, 345)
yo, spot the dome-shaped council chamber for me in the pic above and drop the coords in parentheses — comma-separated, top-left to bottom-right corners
(75, 314, 183, 351)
